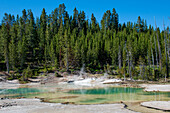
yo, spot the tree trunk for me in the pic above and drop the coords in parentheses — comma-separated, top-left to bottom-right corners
(59, 48, 62, 68)
(140, 64, 143, 79)
(168, 33, 170, 64)
(129, 51, 132, 80)
(154, 35, 159, 68)
(6, 54, 9, 74)
(118, 45, 121, 69)
(66, 42, 69, 72)
(142, 64, 145, 80)
(123, 69, 126, 81)
(150, 38, 155, 80)
(147, 52, 151, 80)
(155, 18, 162, 70)
(127, 51, 129, 74)
(163, 20, 169, 80)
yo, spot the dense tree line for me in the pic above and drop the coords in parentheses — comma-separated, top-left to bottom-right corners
(0, 4, 169, 81)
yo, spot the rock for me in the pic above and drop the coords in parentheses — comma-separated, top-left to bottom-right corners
(102, 79, 122, 84)
(63, 72, 69, 76)
(61, 102, 75, 104)
(55, 72, 63, 77)
(28, 78, 41, 83)
(1, 102, 17, 108)
(67, 79, 74, 83)
(0, 72, 10, 77)
(71, 71, 80, 75)
(95, 72, 103, 74)
(0, 77, 6, 82)
(7, 80, 19, 84)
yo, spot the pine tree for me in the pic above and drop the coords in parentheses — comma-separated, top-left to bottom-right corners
(64, 29, 69, 71)
(1, 24, 10, 73)
(0, 3, 169, 81)
(39, 8, 47, 60)
(26, 9, 36, 59)
(112, 8, 119, 32)
(155, 18, 162, 70)
(9, 24, 17, 70)
(91, 13, 97, 33)
(163, 20, 169, 79)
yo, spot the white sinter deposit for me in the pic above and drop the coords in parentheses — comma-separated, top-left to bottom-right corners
(141, 101, 170, 111)
(140, 84, 170, 92)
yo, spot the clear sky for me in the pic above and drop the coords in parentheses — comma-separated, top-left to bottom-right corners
(0, 0, 170, 30)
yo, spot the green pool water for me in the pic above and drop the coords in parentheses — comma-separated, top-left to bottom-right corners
(0, 88, 45, 98)
(0, 86, 170, 104)
(0, 88, 41, 94)
(67, 87, 170, 104)
(68, 87, 143, 94)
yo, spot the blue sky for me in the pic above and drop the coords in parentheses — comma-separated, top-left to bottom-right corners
(0, 0, 170, 30)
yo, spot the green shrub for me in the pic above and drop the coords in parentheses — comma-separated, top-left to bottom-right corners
(20, 66, 32, 82)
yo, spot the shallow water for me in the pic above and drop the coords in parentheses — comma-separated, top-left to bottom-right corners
(67, 87, 170, 104)
(0, 88, 46, 98)
(0, 85, 170, 104)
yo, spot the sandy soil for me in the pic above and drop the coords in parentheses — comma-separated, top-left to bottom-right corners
(0, 99, 137, 113)
(139, 84, 170, 92)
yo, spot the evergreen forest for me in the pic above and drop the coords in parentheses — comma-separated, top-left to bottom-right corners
(0, 3, 169, 81)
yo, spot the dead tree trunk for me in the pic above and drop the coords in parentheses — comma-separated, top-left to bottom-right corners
(118, 44, 122, 69)
(147, 51, 151, 80)
(123, 42, 127, 81)
(163, 20, 169, 80)
(59, 48, 62, 68)
(154, 35, 159, 68)
(6, 53, 9, 74)
(142, 64, 145, 80)
(168, 32, 170, 64)
(140, 63, 142, 79)
(129, 51, 132, 80)
(150, 37, 155, 80)
(127, 51, 129, 74)
(155, 18, 162, 70)
(66, 39, 69, 72)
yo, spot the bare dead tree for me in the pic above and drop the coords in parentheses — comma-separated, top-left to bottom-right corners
(127, 49, 129, 74)
(129, 50, 132, 80)
(123, 41, 127, 81)
(153, 33, 159, 68)
(147, 51, 150, 80)
(6, 52, 9, 74)
(118, 38, 122, 69)
(142, 64, 145, 80)
(66, 36, 69, 72)
(163, 19, 169, 80)
(150, 36, 155, 79)
(166, 20, 170, 63)
(155, 17, 162, 70)
(168, 31, 170, 64)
